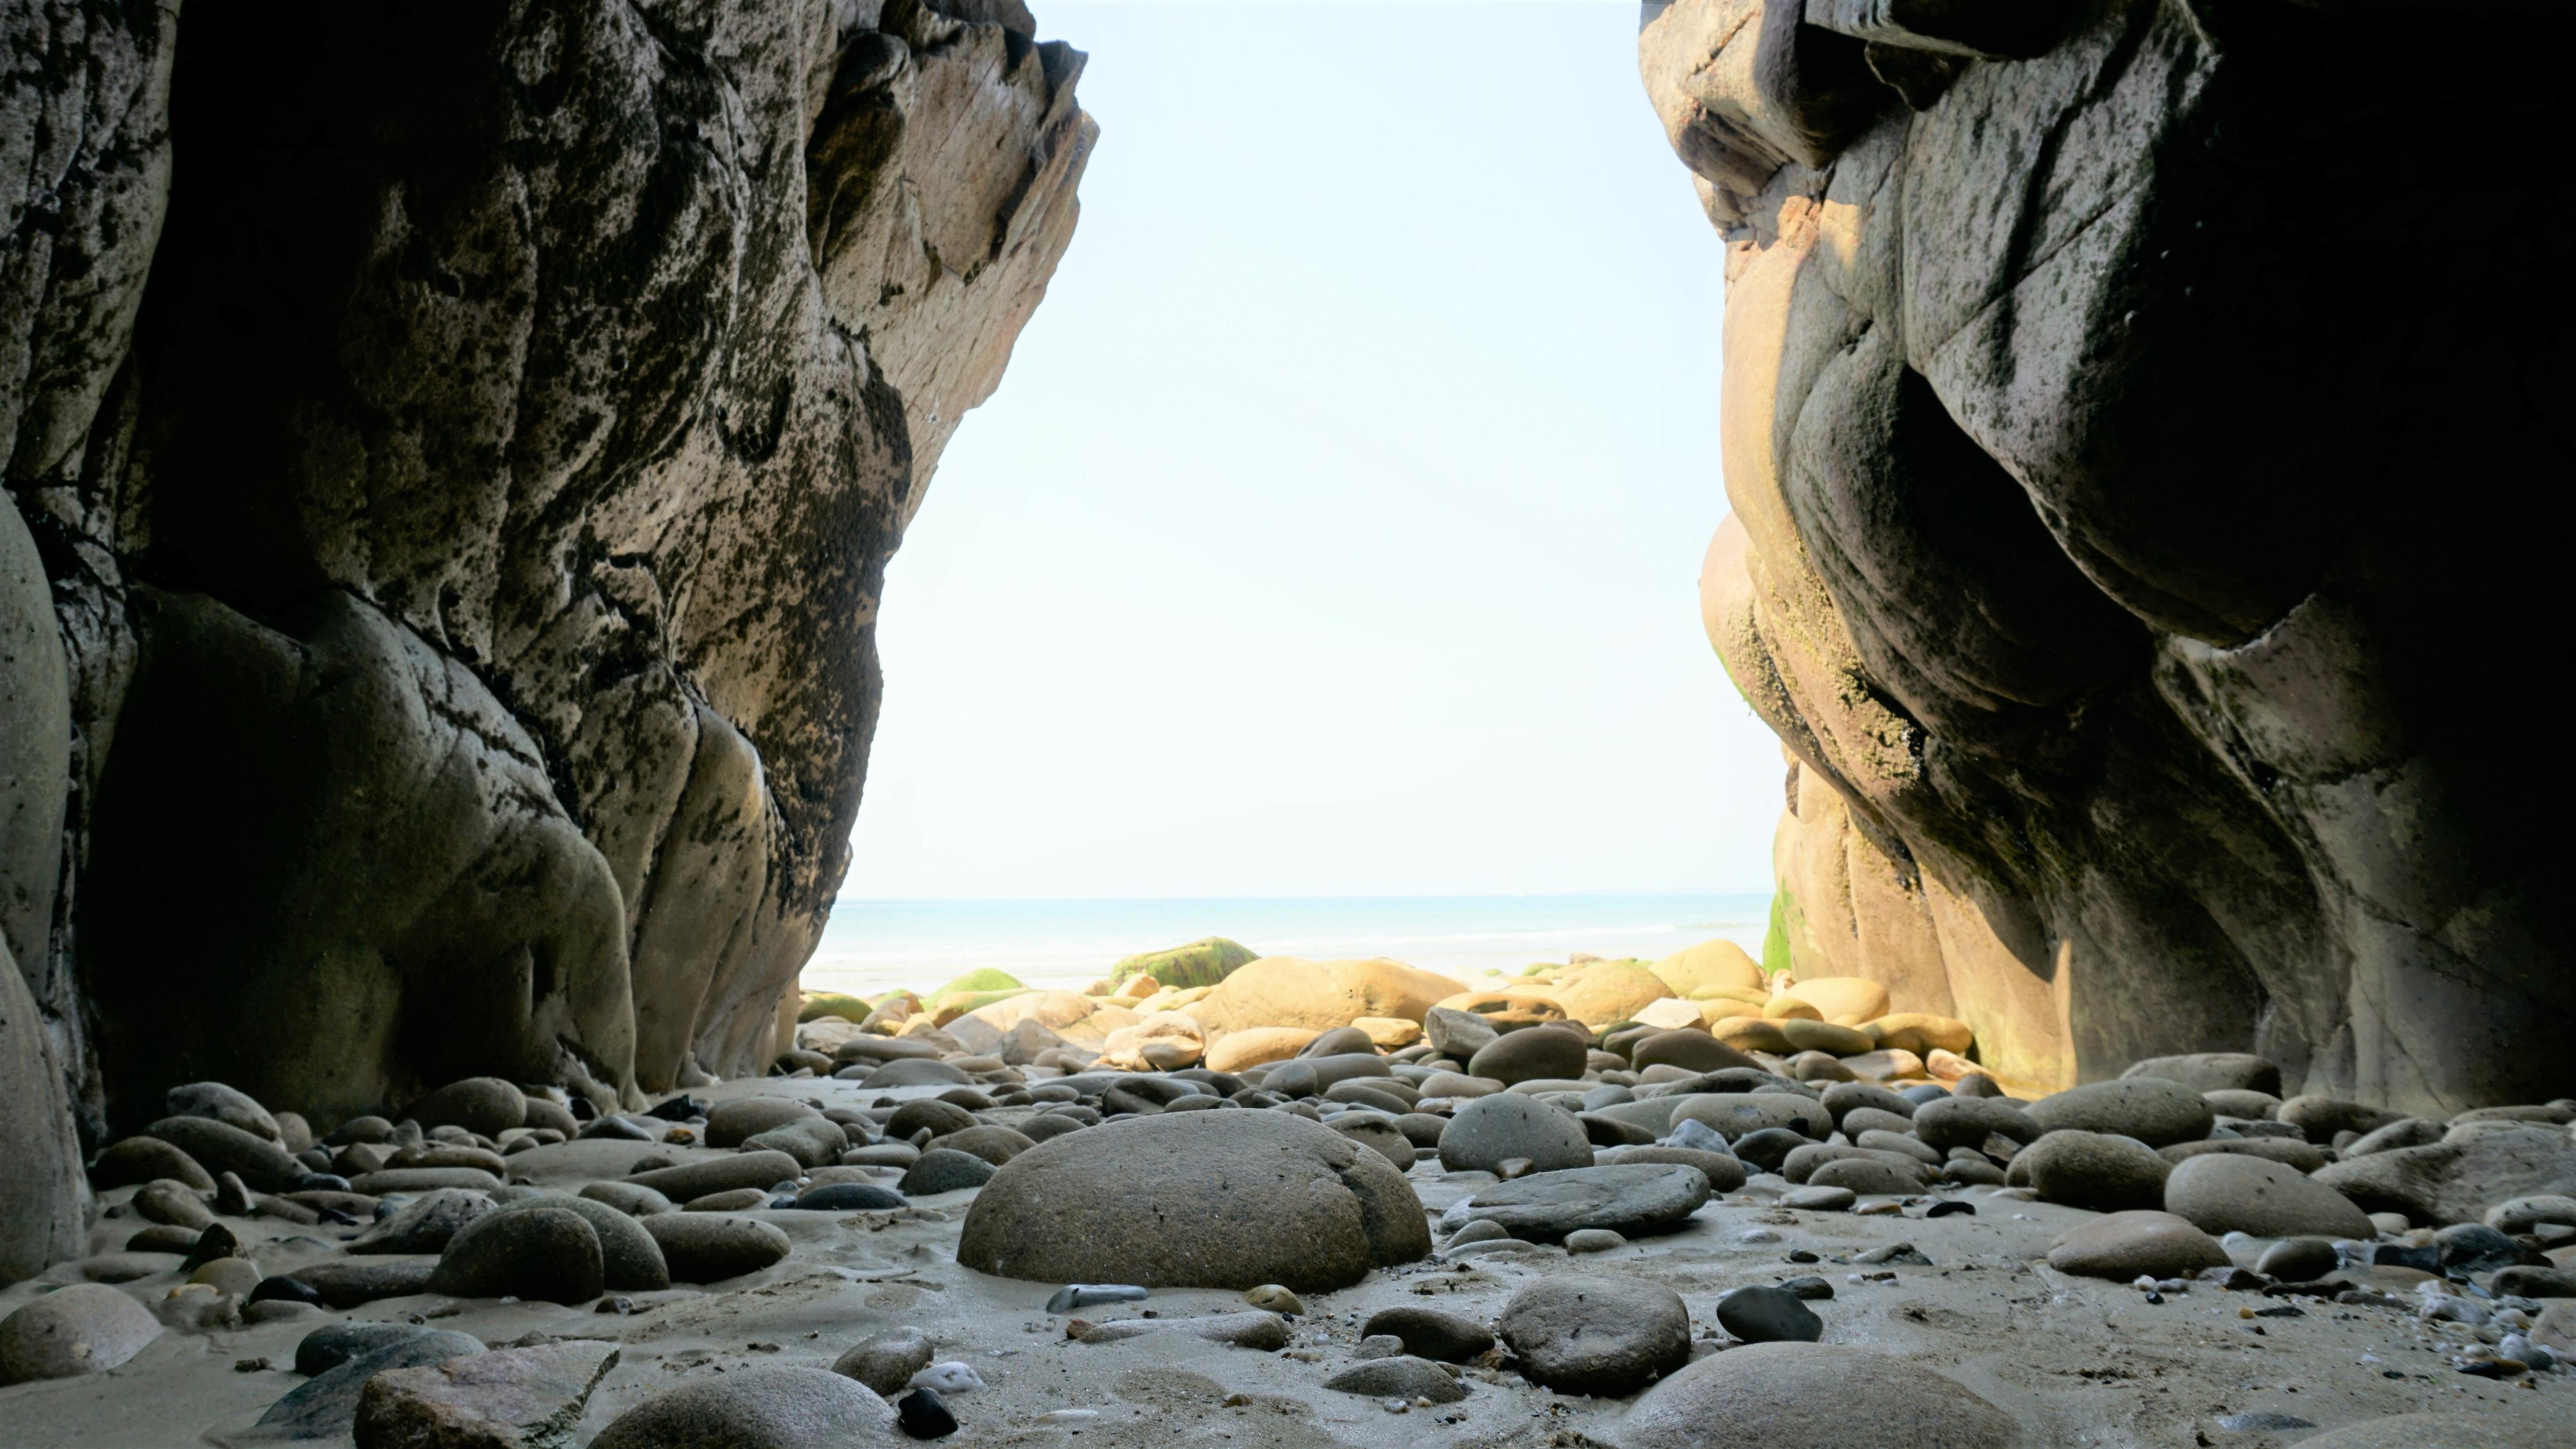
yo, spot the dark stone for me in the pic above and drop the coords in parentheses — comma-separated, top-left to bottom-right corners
(248, 1276, 321, 1307)
(1716, 1284, 1823, 1344)
(427, 1207, 604, 1304)
(794, 1182, 906, 1211)
(1360, 1306, 1495, 1363)
(1729, 1127, 1809, 1173)
(897, 1387, 958, 1439)
(900, 1149, 998, 1196)
(293, 1321, 440, 1377)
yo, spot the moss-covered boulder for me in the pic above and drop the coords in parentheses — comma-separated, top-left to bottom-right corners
(797, 993, 873, 1023)
(1109, 938, 1257, 991)
(929, 969, 1025, 1004)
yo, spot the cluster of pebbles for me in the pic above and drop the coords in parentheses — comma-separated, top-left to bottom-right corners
(3, 1005, 2573, 1447)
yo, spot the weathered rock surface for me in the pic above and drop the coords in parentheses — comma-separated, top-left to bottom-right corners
(1617, 1342, 2018, 1448)
(1496, 1275, 1689, 1396)
(2312, 1125, 2576, 1226)
(353, 1339, 618, 1449)
(1443, 1163, 1711, 1241)
(957, 1110, 1428, 1291)
(1650, 0, 2576, 1112)
(3, 0, 1093, 1174)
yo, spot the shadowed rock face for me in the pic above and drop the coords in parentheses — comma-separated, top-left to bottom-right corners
(1643, 0, 2573, 1112)
(1, 0, 1090, 1266)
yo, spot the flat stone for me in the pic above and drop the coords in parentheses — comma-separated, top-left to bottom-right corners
(350, 1169, 505, 1196)
(706, 1097, 821, 1147)
(1781, 1185, 1855, 1212)
(0, 1283, 162, 1384)
(1670, 1093, 1830, 1141)
(1322, 1355, 1466, 1402)
(2120, 1053, 2282, 1096)
(1361, 1306, 1493, 1362)
(1715, 1284, 1821, 1344)
(2029, 1078, 2214, 1147)
(2047, 1210, 2230, 1280)
(349, 1188, 495, 1255)
(862, 1059, 972, 1088)
(1074, 1311, 1289, 1349)
(587, 1365, 896, 1449)
(2165, 1153, 2374, 1239)
(238, 1329, 484, 1443)
(623, 1151, 804, 1203)
(2160, 1137, 2331, 1173)
(639, 1214, 793, 1283)
(1446, 1163, 1711, 1241)
(353, 1339, 618, 1449)
(1806, 1158, 1923, 1197)
(1495, 1275, 1689, 1396)
(1438, 1094, 1594, 1175)
(959, 1112, 1427, 1292)
(1469, 1028, 1591, 1086)
(292, 1257, 441, 1308)
(81, 1251, 182, 1283)
(1912, 1097, 2040, 1152)
(147, 1116, 301, 1192)
(1618, 1342, 2016, 1449)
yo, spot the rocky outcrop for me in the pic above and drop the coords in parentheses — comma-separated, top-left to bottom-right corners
(2, 0, 1090, 1261)
(1643, 0, 2573, 1111)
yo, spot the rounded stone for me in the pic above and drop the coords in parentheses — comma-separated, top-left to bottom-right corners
(2254, 1237, 2341, 1282)
(2028, 1078, 2214, 1147)
(2164, 1153, 2373, 1239)
(580, 1181, 675, 1216)
(2021, 1129, 2173, 1212)
(1671, 1092, 1831, 1142)
(403, 1078, 528, 1139)
(429, 1205, 603, 1304)
(1361, 1306, 1493, 1363)
(707, 1097, 821, 1148)
(957, 1112, 1428, 1292)
(145, 1116, 300, 1192)
(832, 1326, 933, 1397)
(0, 1284, 163, 1384)
(589, 1365, 896, 1449)
(1439, 1094, 1594, 1174)
(164, 1082, 281, 1142)
(1468, 1028, 1590, 1086)
(1495, 1275, 1689, 1396)
(899, 1149, 997, 1195)
(795, 1182, 906, 1211)
(2046, 1209, 2230, 1280)
(1911, 1097, 2040, 1152)
(1715, 1284, 1822, 1344)
(1806, 1157, 1923, 1197)
(925, 1125, 1033, 1166)
(1778, 1019, 1873, 1056)
(1618, 1342, 2018, 1449)
(1613, 1145, 1748, 1192)
(885, 1100, 976, 1140)
(641, 1215, 794, 1283)
(1630, 1030, 1760, 1075)
(862, 1059, 973, 1088)
(1565, 1228, 1627, 1253)
(2120, 1053, 2283, 1096)
(488, 1196, 668, 1291)
(88, 1137, 217, 1193)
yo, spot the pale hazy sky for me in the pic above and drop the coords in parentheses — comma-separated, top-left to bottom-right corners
(846, 1, 1784, 898)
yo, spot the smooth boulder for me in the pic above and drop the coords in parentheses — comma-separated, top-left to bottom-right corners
(1495, 1275, 1689, 1396)
(957, 1112, 1428, 1291)
(427, 1207, 604, 1304)
(2021, 1130, 2173, 1212)
(2027, 1078, 2214, 1148)
(2047, 1210, 2230, 1280)
(588, 1366, 896, 1449)
(1617, 1342, 2018, 1449)
(2164, 1153, 2374, 1239)
(641, 1215, 793, 1283)
(1438, 1094, 1594, 1175)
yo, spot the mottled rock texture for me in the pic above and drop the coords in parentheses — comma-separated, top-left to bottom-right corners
(1643, 0, 2573, 1112)
(2, 0, 1089, 1268)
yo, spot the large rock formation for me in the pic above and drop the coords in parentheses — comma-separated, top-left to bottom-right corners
(2, 0, 1089, 1273)
(1642, 0, 2571, 1112)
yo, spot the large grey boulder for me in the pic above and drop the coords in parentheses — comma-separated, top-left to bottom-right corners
(957, 1110, 1428, 1291)
(2313, 1125, 2576, 1227)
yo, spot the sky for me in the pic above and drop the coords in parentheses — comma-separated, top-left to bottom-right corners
(843, 0, 1784, 899)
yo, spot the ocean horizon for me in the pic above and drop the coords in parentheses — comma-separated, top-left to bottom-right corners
(800, 890, 1773, 1000)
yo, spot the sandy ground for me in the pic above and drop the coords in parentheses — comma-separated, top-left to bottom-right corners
(5, 1075, 2569, 1448)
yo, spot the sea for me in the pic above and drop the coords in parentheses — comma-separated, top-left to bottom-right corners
(799, 891, 1771, 1000)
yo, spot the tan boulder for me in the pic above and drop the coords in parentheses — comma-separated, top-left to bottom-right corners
(1099, 1012, 1207, 1071)
(945, 991, 1100, 1056)
(1780, 977, 1891, 1023)
(1925, 1048, 1978, 1082)
(1866, 1013, 1974, 1056)
(1761, 995, 1823, 1022)
(1650, 939, 1766, 999)
(1698, 998, 1766, 1025)
(1351, 1016, 1422, 1050)
(1541, 959, 1675, 1029)
(1204, 1027, 1321, 1074)
(1185, 958, 1463, 1034)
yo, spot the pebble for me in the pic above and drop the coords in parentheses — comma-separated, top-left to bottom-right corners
(1716, 1284, 1823, 1344)
(1073, 1311, 1290, 1349)
(1243, 1284, 1305, 1315)
(1496, 1275, 1691, 1396)
(743, 1118, 853, 1168)
(2488, 1194, 2576, 1234)
(1781, 1185, 1855, 1212)
(1045, 1284, 1148, 1313)
(1729, 1128, 1812, 1172)
(2047, 1210, 2231, 1280)
(1351, 1333, 1405, 1359)
(906, 1360, 984, 1393)
(190, 1256, 262, 1298)
(833, 1327, 934, 1396)
(1322, 1356, 1468, 1402)
(0, 1283, 164, 1384)
(1361, 1306, 1494, 1361)
(1619, 1342, 2017, 1449)
(1566, 1228, 1627, 1253)
(1437, 1093, 1594, 1174)
(2252, 1236, 2340, 1281)
(589, 1365, 899, 1448)
(898, 1149, 997, 1196)
(897, 1387, 958, 1439)
(639, 1213, 793, 1283)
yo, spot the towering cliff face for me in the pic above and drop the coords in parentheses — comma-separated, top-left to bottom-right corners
(1645, 0, 2571, 1113)
(2, 0, 1089, 1273)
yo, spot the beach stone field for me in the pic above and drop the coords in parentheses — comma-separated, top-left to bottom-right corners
(5, 943, 2573, 1448)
